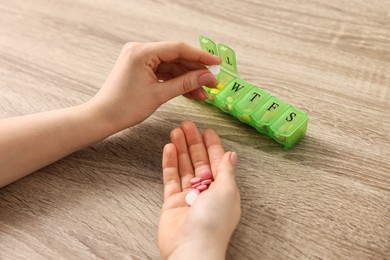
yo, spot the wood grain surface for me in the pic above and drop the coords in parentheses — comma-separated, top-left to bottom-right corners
(1, 0, 389, 259)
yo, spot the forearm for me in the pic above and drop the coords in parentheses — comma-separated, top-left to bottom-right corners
(166, 238, 228, 260)
(0, 101, 116, 187)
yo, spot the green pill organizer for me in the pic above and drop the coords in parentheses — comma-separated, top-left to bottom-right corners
(199, 36, 308, 149)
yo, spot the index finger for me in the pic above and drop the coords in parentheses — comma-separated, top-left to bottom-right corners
(146, 41, 221, 65)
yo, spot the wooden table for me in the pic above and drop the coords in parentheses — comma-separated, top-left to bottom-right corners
(1, 0, 389, 259)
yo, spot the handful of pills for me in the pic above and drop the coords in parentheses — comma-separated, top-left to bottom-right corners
(185, 169, 213, 206)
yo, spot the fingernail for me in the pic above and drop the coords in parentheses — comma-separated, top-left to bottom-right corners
(201, 88, 209, 99)
(229, 151, 238, 165)
(200, 169, 212, 180)
(198, 72, 216, 87)
(214, 55, 222, 63)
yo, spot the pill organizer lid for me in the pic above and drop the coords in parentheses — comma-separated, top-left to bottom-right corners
(217, 43, 237, 75)
(199, 36, 218, 56)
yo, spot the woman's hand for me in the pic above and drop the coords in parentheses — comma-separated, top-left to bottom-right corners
(0, 41, 220, 187)
(159, 120, 241, 260)
(90, 42, 220, 131)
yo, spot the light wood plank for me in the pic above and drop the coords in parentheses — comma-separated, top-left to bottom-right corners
(1, 0, 389, 259)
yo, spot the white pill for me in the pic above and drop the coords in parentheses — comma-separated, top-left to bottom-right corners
(208, 65, 221, 75)
(185, 189, 199, 206)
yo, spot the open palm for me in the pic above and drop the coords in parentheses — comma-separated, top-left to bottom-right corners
(158, 120, 241, 259)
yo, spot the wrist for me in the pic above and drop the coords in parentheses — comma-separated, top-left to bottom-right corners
(166, 236, 229, 260)
(73, 100, 121, 145)
(87, 91, 143, 133)
(84, 96, 127, 134)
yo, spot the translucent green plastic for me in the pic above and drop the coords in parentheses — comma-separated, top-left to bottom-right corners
(269, 107, 308, 148)
(251, 96, 289, 134)
(218, 43, 237, 75)
(199, 36, 308, 149)
(233, 87, 271, 124)
(199, 36, 218, 56)
(215, 78, 252, 112)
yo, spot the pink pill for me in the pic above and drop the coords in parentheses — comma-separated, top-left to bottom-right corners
(196, 184, 208, 192)
(201, 169, 212, 180)
(192, 183, 201, 189)
(201, 179, 212, 185)
(190, 177, 201, 185)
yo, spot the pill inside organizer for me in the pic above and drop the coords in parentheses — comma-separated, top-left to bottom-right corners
(208, 65, 221, 75)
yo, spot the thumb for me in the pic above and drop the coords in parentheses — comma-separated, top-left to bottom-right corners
(215, 151, 238, 187)
(157, 70, 217, 102)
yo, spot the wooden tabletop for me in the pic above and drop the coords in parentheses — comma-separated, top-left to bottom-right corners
(1, 0, 389, 259)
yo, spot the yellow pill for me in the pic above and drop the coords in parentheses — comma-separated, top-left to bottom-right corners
(226, 96, 234, 103)
(210, 89, 220, 95)
(216, 83, 225, 90)
(242, 114, 251, 123)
